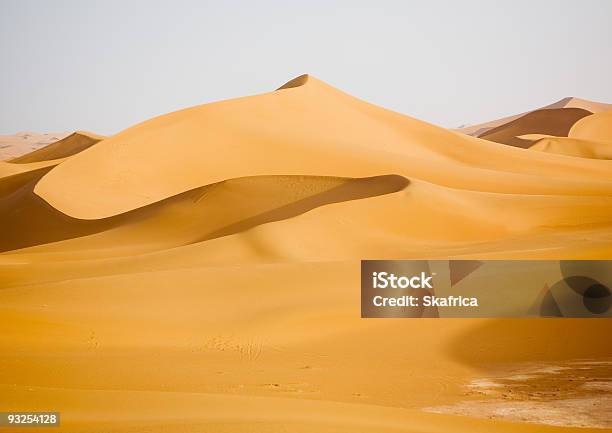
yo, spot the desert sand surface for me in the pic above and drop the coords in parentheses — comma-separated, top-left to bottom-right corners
(1, 75, 611, 432)
(0, 131, 71, 161)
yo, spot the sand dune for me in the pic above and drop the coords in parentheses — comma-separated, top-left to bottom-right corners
(455, 96, 612, 137)
(522, 112, 612, 159)
(569, 111, 612, 143)
(9, 131, 105, 163)
(476, 108, 592, 147)
(0, 131, 70, 160)
(0, 173, 409, 254)
(34, 76, 612, 219)
(1, 75, 612, 432)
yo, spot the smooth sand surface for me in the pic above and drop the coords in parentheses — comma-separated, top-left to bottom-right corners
(1, 75, 612, 432)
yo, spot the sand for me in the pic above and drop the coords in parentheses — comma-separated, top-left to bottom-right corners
(0, 131, 70, 160)
(455, 96, 612, 137)
(1, 75, 611, 432)
(9, 131, 105, 163)
(569, 112, 612, 143)
(477, 108, 592, 148)
(529, 137, 612, 159)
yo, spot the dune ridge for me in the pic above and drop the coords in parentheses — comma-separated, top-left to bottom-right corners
(33, 77, 612, 219)
(476, 108, 593, 148)
(569, 111, 612, 143)
(455, 96, 612, 137)
(0, 131, 71, 160)
(9, 131, 105, 163)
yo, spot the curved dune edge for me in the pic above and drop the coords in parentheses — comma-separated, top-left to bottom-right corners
(476, 108, 592, 148)
(0, 173, 409, 253)
(276, 73, 310, 90)
(455, 96, 612, 137)
(3, 173, 612, 290)
(0, 131, 71, 161)
(9, 131, 105, 164)
(569, 112, 612, 143)
(33, 76, 612, 220)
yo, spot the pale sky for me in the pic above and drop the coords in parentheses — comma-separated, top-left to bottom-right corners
(1, 0, 611, 134)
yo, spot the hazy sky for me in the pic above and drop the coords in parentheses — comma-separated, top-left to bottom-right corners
(1, 0, 611, 134)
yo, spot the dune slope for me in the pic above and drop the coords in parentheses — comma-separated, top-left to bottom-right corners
(529, 137, 612, 159)
(10, 131, 105, 163)
(455, 96, 612, 137)
(34, 76, 612, 219)
(569, 111, 612, 143)
(477, 108, 592, 147)
(0, 131, 70, 160)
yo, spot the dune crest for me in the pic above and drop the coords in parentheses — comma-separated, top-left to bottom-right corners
(476, 108, 592, 147)
(0, 173, 409, 254)
(0, 131, 70, 160)
(569, 112, 612, 143)
(10, 131, 105, 163)
(33, 76, 612, 219)
(276, 73, 310, 90)
(456, 96, 612, 137)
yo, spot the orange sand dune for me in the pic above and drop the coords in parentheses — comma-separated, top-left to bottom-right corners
(476, 108, 592, 148)
(34, 77, 612, 219)
(455, 96, 612, 137)
(1, 75, 612, 432)
(569, 111, 612, 143)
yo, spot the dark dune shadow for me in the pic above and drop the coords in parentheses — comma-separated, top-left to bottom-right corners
(478, 108, 592, 148)
(0, 167, 54, 197)
(0, 173, 409, 253)
(198, 174, 409, 243)
(0, 169, 116, 252)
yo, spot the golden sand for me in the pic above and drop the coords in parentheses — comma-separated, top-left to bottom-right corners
(1, 75, 611, 432)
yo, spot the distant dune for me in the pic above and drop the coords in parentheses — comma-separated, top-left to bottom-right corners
(455, 96, 612, 137)
(9, 131, 105, 163)
(477, 108, 592, 147)
(0, 131, 70, 160)
(1, 75, 611, 432)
